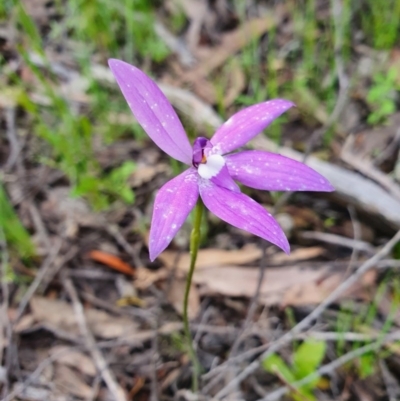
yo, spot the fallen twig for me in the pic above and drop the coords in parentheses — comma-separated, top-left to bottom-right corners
(62, 274, 127, 401)
(298, 231, 375, 254)
(0, 227, 12, 397)
(3, 107, 20, 171)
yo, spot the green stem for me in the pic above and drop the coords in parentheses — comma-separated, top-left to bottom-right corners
(183, 199, 204, 393)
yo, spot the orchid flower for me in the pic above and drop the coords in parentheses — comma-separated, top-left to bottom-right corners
(109, 59, 334, 261)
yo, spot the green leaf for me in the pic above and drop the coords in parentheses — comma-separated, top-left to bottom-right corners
(262, 354, 296, 383)
(293, 340, 326, 379)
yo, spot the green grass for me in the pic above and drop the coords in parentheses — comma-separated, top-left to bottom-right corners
(361, 0, 400, 50)
(366, 67, 399, 125)
(0, 184, 35, 259)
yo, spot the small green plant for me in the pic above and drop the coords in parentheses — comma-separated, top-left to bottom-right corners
(366, 68, 399, 125)
(72, 161, 136, 210)
(262, 340, 327, 401)
(0, 184, 35, 259)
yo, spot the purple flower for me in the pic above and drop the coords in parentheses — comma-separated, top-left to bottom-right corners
(108, 59, 334, 261)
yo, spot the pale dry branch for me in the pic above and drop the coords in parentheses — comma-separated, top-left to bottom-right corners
(62, 274, 127, 401)
(298, 231, 374, 254)
(0, 227, 12, 397)
(3, 107, 20, 171)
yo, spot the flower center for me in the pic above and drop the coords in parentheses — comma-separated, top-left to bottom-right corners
(192, 137, 226, 179)
(198, 154, 225, 179)
(192, 137, 211, 168)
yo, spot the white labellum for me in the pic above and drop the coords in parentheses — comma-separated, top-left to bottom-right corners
(198, 154, 225, 179)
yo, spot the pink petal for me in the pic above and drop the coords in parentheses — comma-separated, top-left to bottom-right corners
(108, 59, 192, 164)
(149, 168, 199, 261)
(210, 164, 240, 192)
(210, 99, 294, 155)
(225, 151, 334, 192)
(199, 180, 289, 253)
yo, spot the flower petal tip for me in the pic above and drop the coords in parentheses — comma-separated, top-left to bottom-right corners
(275, 234, 290, 255)
(283, 243, 291, 255)
(148, 250, 158, 263)
(108, 58, 124, 71)
(318, 178, 335, 192)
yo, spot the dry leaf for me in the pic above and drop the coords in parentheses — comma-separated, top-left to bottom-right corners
(193, 265, 376, 307)
(30, 296, 138, 339)
(54, 365, 93, 399)
(159, 245, 324, 271)
(13, 313, 35, 332)
(269, 246, 325, 263)
(136, 247, 324, 290)
(88, 250, 135, 276)
(135, 266, 169, 290)
(50, 346, 96, 377)
(159, 244, 262, 270)
(128, 163, 169, 187)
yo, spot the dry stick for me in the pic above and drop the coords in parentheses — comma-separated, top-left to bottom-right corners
(4, 107, 20, 171)
(193, 301, 211, 348)
(379, 359, 400, 401)
(298, 231, 374, 254)
(38, 245, 78, 294)
(346, 205, 362, 272)
(214, 230, 400, 399)
(0, 227, 12, 398)
(27, 203, 52, 251)
(14, 239, 62, 323)
(150, 320, 159, 401)
(106, 224, 144, 268)
(260, 331, 400, 401)
(62, 274, 127, 401)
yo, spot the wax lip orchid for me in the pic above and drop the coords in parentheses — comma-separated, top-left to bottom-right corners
(108, 59, 334, 261)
